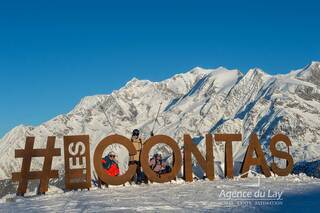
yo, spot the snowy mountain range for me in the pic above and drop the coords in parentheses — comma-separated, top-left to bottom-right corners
(1, 62, 320, 183)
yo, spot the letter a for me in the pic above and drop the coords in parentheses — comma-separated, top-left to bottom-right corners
(241, 133, 271, 177)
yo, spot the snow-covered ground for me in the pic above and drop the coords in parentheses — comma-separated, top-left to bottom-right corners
(1, 174, 320, 212)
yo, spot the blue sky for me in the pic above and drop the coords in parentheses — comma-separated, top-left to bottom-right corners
(0, 0, 319, 137)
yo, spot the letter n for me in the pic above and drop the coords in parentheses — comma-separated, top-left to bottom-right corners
(183, 134, 214, 182)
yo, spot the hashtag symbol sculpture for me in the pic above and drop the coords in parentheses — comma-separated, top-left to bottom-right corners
(12, 136, 61, 196)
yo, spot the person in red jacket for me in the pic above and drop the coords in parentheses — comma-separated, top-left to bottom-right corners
(101, 151, 120, 177)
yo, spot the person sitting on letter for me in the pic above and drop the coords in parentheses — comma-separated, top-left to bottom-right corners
(101, 151, 120, 177)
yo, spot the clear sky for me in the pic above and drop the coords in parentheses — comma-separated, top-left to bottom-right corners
(0, 0, 319, 137)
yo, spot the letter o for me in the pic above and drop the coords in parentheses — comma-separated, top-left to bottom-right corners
(93, 134, 137, 185)
(141, 135, 182, 183)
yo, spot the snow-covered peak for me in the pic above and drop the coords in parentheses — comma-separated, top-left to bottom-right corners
(188, 66, 233, 74)
(206, 66, 242, 76)
(0, 125, 28, 141)
(205, 67, 243, 93)
(189, 66, 208, 73)
(245, 68, 270, 79)
(297, 61, 319, 74)
(73, 95, 108, 112)
(309, 61, 320, 68)
(124, 77, 152, 89)
(126, 77, 140, 84)
(295, 61, 320, 85)
(157, 68, 208, 96)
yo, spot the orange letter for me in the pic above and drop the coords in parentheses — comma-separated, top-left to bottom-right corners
(241, 133, 271, 177)
(93, 135, 137, 185)
(64, 135, 91, 190)
(270, 134, 293, 176)
(215, 134, 242, 178)
(141, 135, 182, 183)
(184, 134, 214, 181)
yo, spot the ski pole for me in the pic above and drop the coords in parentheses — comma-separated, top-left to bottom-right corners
(151, 102, 163, 136)
(99, 98, 116, 133)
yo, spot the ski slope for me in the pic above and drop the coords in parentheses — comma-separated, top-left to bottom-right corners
(1, 174, 320, 212)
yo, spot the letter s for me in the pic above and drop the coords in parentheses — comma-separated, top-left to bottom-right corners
(270, 134, 294, 176)
(68, 142, 86, 156)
